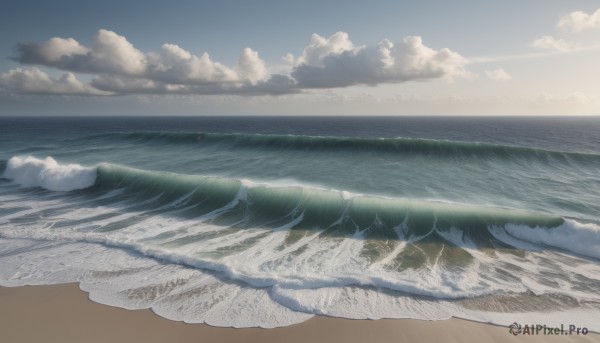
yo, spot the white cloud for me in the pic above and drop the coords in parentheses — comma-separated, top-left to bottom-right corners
(484, 68, 511, 81)
(90, 29, 147, 75)
(531, 35, 581, 52)
(292, 33, 469, 88)
(281, 53, 295, 66)
(10, 29, 470, 96)
(147, 43, 239, 84)
(27, 37, 89, 63)
(236, 48, 269, 85)
(386, 36, 469, 80)
(17, 29, 147, 75)
(0, 67, 109, 95)
(558, 8, 600, 32)
(297, 32, 357, 66)
(528, 10, 600, 55)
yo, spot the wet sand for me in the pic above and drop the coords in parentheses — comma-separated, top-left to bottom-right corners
(0, 283, 597, 343)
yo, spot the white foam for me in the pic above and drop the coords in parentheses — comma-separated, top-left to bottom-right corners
(3, 156, 97, 192)
(504, 219, 600, 260)
(0, 238, 312, 328)
(0, 191, 593, 301)
(2, 222, 600, 330)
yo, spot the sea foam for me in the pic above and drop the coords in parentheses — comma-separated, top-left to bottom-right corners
(3, 156, 96, 192)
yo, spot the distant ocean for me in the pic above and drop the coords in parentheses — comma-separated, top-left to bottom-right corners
(1, 116, 599, 329)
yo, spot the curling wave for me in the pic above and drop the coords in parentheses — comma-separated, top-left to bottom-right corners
(3, 156, 600, 261)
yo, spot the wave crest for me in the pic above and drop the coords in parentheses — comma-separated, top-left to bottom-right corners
(3, 156, 96, 192)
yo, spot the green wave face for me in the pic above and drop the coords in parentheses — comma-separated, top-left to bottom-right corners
(94, 164, 564, 246)
(96, 164, 241, 213)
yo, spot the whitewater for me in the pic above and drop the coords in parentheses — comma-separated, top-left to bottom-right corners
(1, 116, 599, 329)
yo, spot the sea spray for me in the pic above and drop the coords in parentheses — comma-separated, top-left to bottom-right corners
(4, 156, 96, 192)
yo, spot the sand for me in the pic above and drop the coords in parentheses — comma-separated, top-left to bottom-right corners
(0, 283, 597, 343)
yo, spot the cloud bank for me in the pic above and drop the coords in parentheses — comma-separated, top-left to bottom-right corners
(1, 29, 469, 96)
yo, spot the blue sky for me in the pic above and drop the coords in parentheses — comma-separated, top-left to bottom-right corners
(1, 0, 599, 115)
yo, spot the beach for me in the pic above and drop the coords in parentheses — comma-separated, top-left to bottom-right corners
(2, 0, 600, 340)
(1, 283, 597, 343)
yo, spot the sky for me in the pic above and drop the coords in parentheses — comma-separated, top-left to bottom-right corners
(0, 0, 599, 116)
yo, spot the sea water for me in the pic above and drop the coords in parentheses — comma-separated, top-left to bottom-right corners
(0, 116, 599, 329)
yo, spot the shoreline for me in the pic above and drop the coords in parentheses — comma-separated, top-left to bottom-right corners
(1, 283, 598, 343)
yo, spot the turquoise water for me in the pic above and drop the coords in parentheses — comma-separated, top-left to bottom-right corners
(1, 116, 599, 328)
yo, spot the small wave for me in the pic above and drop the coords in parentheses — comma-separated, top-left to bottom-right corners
(73, 131, 600, 162)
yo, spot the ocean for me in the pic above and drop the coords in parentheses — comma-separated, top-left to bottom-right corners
(0, 116, 599, 329)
